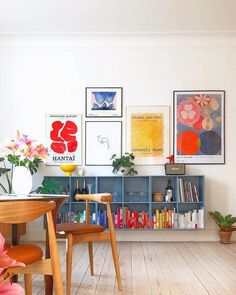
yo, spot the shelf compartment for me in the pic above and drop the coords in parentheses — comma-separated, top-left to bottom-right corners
(124, 176, 149, 202)
(97, 176, 123, 203)
(151, 176, 177, 202)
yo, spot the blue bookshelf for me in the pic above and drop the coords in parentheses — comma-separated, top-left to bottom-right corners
(44, 175, 205, 231)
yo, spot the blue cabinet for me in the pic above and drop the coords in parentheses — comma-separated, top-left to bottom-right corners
(44, 175, 204, 231)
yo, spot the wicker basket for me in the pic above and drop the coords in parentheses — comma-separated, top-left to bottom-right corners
(153, 192, 164, 202)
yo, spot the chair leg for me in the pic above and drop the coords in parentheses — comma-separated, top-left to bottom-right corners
(24, 273, 32, 295)
(66, 233, 73, 295)
(88, 242, 94, 275)
(110, 236, 122, 291)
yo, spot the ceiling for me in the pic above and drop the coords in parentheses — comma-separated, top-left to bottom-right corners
(0, 0, 235, 33)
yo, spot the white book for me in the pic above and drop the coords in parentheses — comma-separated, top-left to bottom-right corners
(198, 208, 204, 229)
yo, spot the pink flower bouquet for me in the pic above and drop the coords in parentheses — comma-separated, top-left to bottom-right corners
(0, 131, 48, 193)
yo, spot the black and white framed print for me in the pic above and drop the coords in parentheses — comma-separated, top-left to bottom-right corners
(85, 121, 122, 165)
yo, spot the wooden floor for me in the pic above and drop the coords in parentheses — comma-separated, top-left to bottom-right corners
(23, 241, 236, 295)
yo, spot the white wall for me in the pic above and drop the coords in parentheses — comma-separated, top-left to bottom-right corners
(0, 33, 236, 241)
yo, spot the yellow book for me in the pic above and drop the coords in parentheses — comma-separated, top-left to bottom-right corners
(165, 208, 168, 228)
(159, 212, 163, 229)
(155, 210, 159, 229)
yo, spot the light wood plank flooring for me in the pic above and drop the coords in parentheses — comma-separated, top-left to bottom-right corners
(20, 241, 236, 295)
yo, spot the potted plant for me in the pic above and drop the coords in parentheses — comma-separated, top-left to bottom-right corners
(110, 152, 138, 176)
(209, 211, 236, 244)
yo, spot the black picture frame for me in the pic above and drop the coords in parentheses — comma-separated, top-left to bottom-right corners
(85, 121, 122, 166)
(173, 90, 225, 165)
(85, 87, 123, 118)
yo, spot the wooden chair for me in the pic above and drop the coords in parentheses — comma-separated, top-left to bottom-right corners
(56, 193, 122, 295)
(0, 200, 63, 295)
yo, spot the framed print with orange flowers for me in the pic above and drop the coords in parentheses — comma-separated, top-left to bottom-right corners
(173, 90, 225, 164)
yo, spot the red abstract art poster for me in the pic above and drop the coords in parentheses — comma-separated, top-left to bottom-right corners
(173, 91, 225, 164)
(45, 114, 82, 165)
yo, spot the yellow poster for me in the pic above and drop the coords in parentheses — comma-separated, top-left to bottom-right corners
(131, 113, 164, 157)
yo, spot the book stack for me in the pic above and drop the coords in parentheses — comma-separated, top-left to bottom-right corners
(178, 178, 200, 202)
(57, 210, 96, 224)
(124, 210, 150, 229)
(177, 208, 204, 229)
(97, 210, 108, 227)
(152, 208, 177, 229)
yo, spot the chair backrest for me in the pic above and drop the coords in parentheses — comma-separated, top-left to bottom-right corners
(75, 193, 112, 204)
(0, 201, 56, 224)
(75, 193, 115, 231)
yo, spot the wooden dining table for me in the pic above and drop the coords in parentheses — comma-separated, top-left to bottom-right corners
(0, 193, 68, 295)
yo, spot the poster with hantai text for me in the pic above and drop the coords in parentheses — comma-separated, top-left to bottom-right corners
(45, 114, 82, 165)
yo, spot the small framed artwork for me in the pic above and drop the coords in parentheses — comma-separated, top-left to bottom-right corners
(85, 121, 122, 166)
(86, 87, 123, 117)
(45, 114, 82, 165)
(173, 90, 225, 164)
(126, 106, 170, 165)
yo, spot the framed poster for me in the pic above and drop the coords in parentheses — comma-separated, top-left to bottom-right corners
(45, 114, 82, 165)
(85, 121, 122, 166)
(126, 106, 169, 165)
(173, 90, 225, 164)
(86, 87, 123, 117)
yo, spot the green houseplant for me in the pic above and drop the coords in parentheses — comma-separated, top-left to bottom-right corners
(110, 153, 138, 176)
(209, 211, 236, 244)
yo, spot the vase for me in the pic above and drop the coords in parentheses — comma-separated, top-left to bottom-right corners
(12, 166, 32, 195)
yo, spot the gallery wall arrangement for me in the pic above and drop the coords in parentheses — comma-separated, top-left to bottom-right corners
(45, 88, 225, 168)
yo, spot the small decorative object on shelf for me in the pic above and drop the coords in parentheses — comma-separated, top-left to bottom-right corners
(165, 179, 173, 202)
(87, 183, 92, 194)
(81, 179, 88, 194)
(74, 179, 81, 199)
(153, 192, 164, 202)
(209, 211, 236, 244)
(165, 154, 185, 175)
(110, 152, 138, 176)
(78, 167, 85, 176)
(60, 164, 77, 176)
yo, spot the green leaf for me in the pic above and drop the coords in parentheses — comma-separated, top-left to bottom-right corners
(0, 167, 11, 177)
(36, 178, 63, 194)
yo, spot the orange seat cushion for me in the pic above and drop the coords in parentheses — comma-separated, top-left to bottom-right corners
(56, 223, 105, 235)
(7, 244, 43, 265)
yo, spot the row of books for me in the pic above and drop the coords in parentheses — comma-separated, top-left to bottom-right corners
(178, 178, 200, 202)
(152, 208, 204, 229)
(105, 207, 150, 229)
(152, 208, 176, 229)
(57, 211, 96, 224)
(57, 207, 204, 230)
(57, 208, 150, 229)
(178, 208, 204, 229)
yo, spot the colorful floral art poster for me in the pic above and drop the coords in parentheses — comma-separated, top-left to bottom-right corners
(174, 91, 225, 164)
(45, 114, 82, 165)
(126, 106, 169, 165)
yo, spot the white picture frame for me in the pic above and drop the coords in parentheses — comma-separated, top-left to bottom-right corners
(85, 121, 122, 166)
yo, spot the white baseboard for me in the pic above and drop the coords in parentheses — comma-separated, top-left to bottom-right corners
(22, 229, 235, 242)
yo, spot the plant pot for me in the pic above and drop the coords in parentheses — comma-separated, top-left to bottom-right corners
(219, 230, 232, 244)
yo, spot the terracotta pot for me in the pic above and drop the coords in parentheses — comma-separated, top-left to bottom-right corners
(219, 231, 232, 244)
